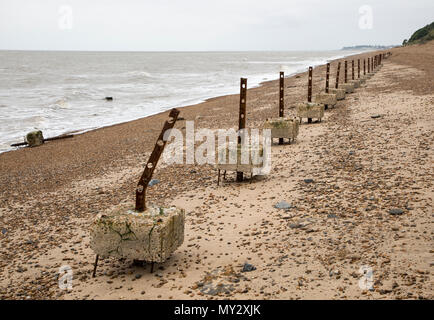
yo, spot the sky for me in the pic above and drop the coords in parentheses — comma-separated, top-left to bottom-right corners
(0, 0, 433, 51)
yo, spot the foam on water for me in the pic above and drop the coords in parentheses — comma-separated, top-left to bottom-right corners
(0, 50, 369, 153)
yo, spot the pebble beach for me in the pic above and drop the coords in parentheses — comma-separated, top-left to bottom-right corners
(0, 41, 433, 300)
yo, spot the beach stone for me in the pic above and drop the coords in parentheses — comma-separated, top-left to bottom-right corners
(296, 102, 324, 121)
(315, 92, 337, 106)
(263, 117, 299, 141)
(328, 88, 346, 100)
(90, 204, 185, 263)
(25, 130, 44, 147)
(371, 114, 381, 119)
(340, 83, 355, 93)
(304, 178, 314, 183)
(242, 263, 256, 272)
(389, 208, 405, 216)
(274, 201, 293, 210)
(148, 179, 160, 187)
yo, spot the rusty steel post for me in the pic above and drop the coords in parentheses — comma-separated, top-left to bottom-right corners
(364, 59, 366, 75)
(352, 60, 355, 80)
(368, 58, 370, 73)
(335, 62, 341, 89)
(344, 61, 348, 83)
(307, 66, 313, 123)
(237, 78, 247, 182)
(358, 59, 360, 79)
(324, 63, 330, 110)
(135, 108, 180, 212)
(279, 72, 284, 145)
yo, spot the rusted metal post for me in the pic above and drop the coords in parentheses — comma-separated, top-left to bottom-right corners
(344, 61, 348, 83)
(307, 66, 313, 123)
(364, 59, 366, 75)
(135, 108, 180, 212)
(237, 78, 247, 182)
(92, 254, 99, 278)
(335, 62, 341, 89)
(279, 71, 284, 145)
(324, 63, 330, 110)
(368, 58, 370, 73)
(352, 60, 355, 80)
(358, 59, 360, 79)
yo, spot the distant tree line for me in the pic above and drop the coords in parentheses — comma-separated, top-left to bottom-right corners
(403, 22, 434, 46)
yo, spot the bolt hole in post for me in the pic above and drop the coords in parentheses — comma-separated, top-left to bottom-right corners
(279, 71, 284, 144)
(237, 78, 247, 182)
(307, 66, 313, 123)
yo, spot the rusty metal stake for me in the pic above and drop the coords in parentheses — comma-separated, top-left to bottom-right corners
(368, 58, 370, 73)
(335, 62, 341, 89)
(352, 60, 355, 80)
(364, 59, 366, 75)
(324, 63, 330, 110)
(344, 61, 348, 83)
(279, 71, 284, 145)
(237, 78, 247, 182)
(358, 59, 360, 79)
(135, 108, 180, 212)
(307, 66, 313, 123)
(92, 255, 99, 278)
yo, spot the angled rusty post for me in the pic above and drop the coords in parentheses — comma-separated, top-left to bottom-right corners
(363, 59, 366, 75)
(335, 62, 341, 89)
(279, 71, 284, 145)
(237, 78, 247, 182)
(344, 61, 348, 83)
(368, 58, 370, 73)
(307, 66, 313, 123)
(352, 60, 355, 80)
(358, 59, 360, 79)
(135, 108, 180, 212)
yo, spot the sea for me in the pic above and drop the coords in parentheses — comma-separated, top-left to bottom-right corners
(0, 49, 367, 153)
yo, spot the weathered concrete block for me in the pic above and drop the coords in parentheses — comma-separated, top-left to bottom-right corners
(349, 79, 361, 88)
(217, 143, 264, 173)
(296, 102, 324, 121)
(340, 83, 355, 93)
(90, 205, 185, 263)
(328, 88, 346, 100)
(25, 130, 44, 147)
(263, 117, 299, 141)
(315, 92, 337, 106)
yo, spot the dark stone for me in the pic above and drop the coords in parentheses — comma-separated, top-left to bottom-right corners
(389, 208, 405, 215)
(135, 274, 142, 279)
(327, 214, 337, 219)
(304, 179, 314, 183)
(371, 114, 381, 119)
(105, 97, 113, 101)
(242, 263, 256, 272)
(1, 228, 6, 235)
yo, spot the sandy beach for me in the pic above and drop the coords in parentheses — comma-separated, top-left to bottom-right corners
(0, 42, 433, 300)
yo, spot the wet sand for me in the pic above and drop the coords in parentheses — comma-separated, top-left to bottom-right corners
(0, 42, 433, 300)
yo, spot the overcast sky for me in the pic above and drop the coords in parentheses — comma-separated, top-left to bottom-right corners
(0, 0, 432, 51)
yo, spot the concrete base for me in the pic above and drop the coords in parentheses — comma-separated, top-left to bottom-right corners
(328, 88, 346, 100)
(296, 102, 325, 122)
(25, 130, 44, 147)
(341, 83, 355, 93)
(217, 143, 265, 174)
(349, 79, 361, 88)
(90, 205, 185, 263)
(263, 117, 299, 142)
(315, 92, 337, 107)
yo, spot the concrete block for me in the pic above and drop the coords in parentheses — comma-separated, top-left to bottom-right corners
(263, 117, 299, 141)
(328, 88, 346, 100)
(340, 83, 355, 93)
(217, 143, 264, 174)
(296, 102, 325, 121)
(25, 130, 44, 147)
(90, 205, 185, 263)
(314, 92, 337, 106)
